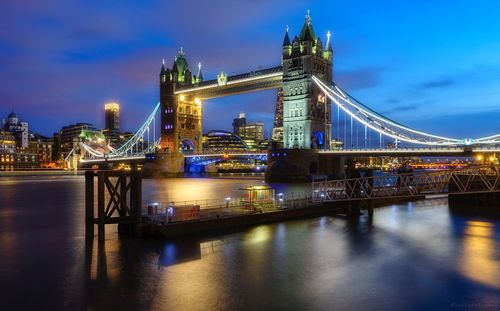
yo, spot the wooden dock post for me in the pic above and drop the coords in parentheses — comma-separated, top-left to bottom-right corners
(85, 171, 95, 238)
(131, 170, 142, 237)
(84, 169, 143, 239)
(97, 171, 105, 242)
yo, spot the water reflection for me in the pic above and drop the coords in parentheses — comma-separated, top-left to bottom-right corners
(460, 220, 500, 289)
(1, 176, 499, 310)
(158, 240, 202, 267)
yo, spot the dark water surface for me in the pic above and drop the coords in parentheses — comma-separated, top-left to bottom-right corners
(0, 176, 499, 311)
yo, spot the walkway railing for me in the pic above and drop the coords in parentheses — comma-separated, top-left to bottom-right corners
(142, 193, 313, 224)
(312, 165, 500, 203)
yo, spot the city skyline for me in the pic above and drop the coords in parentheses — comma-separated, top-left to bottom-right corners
(1, 1, 500, 138)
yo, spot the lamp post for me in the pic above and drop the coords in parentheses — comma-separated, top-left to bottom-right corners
(278, 193, 284, 209)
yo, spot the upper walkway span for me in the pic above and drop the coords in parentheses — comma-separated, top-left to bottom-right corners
(175, 66, 283, 99)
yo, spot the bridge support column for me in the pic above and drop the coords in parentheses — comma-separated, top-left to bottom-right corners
(449, 192, 500, 218)
(266, 149, 346, 182)
(448, 173, 500, 218)
(347, 201, 361, 219)
(143, 152, 185, 177)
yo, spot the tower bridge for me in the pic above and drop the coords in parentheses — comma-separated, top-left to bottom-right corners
(77, 11, 499, 180)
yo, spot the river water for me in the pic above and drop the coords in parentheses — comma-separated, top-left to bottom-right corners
(0, 175, 499, 310)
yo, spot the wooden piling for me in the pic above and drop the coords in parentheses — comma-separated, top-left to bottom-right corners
(85, 171, 94, 238)
(97, 171, 105, 241)
(131, 170, 142, 237)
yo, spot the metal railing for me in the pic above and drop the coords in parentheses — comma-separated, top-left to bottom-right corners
(142, 192, 313, 224)
(312, 165, 499, 203)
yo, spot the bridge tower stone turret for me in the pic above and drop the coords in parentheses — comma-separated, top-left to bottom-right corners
(159, 48, 203, 155)
(282, 11, 333, 150)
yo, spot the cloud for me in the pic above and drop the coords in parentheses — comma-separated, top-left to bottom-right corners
(419, 78, 455, 89)
(380, 102, 423, 116)
(335, 67, 382, 91)
(392, 104, 419, 112)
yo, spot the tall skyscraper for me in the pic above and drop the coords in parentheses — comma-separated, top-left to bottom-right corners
(232, 112, 247, 138)
(104, 102, 120, 131)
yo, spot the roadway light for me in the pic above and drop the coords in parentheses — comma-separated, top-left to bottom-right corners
(489, 156, 495, 162)
(476, 155, 483, 161)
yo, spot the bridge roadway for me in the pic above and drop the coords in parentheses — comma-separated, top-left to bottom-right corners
(318, 146, 499, 157)
(80, 146, 498, 165)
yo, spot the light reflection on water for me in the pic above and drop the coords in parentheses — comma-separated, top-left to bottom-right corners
(0, 175, 499, 310)
(460, 221, 499, 289)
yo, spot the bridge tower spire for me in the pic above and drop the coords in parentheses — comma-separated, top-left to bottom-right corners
(282, 25, 292, 57)
(159, 47, 202, 157)
(281, 11, 333, 149)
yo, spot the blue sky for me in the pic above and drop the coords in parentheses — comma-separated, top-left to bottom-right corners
(0, 0, 499, 139)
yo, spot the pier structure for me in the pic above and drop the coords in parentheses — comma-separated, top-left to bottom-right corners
(85, 170, 142, 239)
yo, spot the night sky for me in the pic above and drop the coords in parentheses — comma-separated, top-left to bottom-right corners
(1, 0, 499, 139)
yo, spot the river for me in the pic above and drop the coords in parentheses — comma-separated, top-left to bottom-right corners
(0, 175, 499, 310)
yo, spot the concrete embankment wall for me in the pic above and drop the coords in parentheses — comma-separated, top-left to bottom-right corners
(0, 170, 83, 177)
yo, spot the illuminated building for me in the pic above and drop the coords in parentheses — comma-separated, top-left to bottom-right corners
(103, 102, 127, 147)
(232, 113, 265, 150)
(202, 130, 248, 152)
(28, 134, 53, 164)
(0, 130, 16, 154)
(2, 111, 29, 149)
(104, 102, 120, 131)
(232, 112, 247, 138)
(58, 123, 98, 154)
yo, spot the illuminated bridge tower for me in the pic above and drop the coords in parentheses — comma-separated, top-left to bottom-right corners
(159, 48, 203, 154)
(282, 12, 333, 149)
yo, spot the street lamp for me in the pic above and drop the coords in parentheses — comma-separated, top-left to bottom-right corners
(278, 193, 284, 209)
(225, 197, 231, 208)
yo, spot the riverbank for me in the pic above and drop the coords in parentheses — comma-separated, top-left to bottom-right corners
(0, 170, 84, 177)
